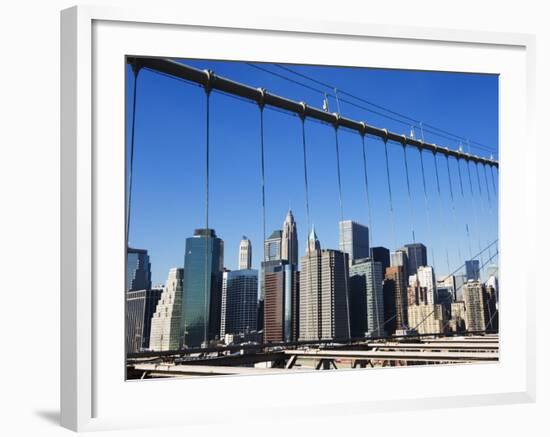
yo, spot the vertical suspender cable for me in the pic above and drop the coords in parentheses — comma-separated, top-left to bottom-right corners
(432, 152, 451, 276)
(456, 157, 474, 260)
(466, 160, 485, 280)
(258, 91, 267, 266)
(333, 123, 351, 339)
(445, 155, 463, 267)
(361, 131, 380, 336)
(202, 78, 212, 347)
(418, 149, 436, 272)
(126, 64, 141, 248)
(383, 136, 398, 252)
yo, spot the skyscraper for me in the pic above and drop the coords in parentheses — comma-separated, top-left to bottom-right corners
(339, 220, 370, 265)
(349, 258, 385, 338)
(463, 280, 486, 332)
(384, 265, 408, 333)
(370, 246, 390, 273)
(126, 247, 151, 291)
(281, 209, 299, 266)
(404, 243, 427, 276)
(238, 237, 252, 270)
(264, 230, 282, 262)
(222, 269, 258, 336)
(149, 268, 184, 351)
(465, 259, 481, 281)
(417, 266, 436, 305)
(263, 260, 299, 343)
(299, 228, 350, 341)
(391, 249, 408, 277)
(181, 228, 224, 348)
(407, 304, 446, 335)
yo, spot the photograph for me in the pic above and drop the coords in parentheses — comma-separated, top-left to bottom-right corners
(124, 55, 499, 380)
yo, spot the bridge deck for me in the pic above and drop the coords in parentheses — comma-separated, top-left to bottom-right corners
(284, 349, 498, 362)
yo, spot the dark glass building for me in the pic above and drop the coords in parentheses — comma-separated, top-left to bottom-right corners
(339, 220, 370, 264)
(263, 260, 299, 343)
(126, 247, 151, 291)
(370, 246, 390, 273)
(223, 269, 259, 335)
(181, 228, 224, 348)
(465, 259, 481, 281)
(404, 243, 427, 277)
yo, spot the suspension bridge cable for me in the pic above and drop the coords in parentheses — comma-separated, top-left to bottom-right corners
(272, 63, 498, 156)
(360, 133, 381, 336)
(126, 65, 140, 246)
(382, 137, 398, 253)
(202, 86, 212, 347)
(445, 155, 463, 266)
(333, 125, 352, 339)
(258, 96, 267, 270)
(465, 159, 485, 279)
(418, 149, 436, 271)
(432, 152, 452, 275)
(455, 156, 474, 260)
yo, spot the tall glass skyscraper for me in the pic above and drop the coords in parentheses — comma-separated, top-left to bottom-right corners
(465, 259, 481, 281)
(404, 243, 427, 277)
(264, 230, 282, 261)
(126, 247, 152, 291)
(181, 229, 224, 348)
(281, 209, 298, 266)
(223, 269, 258, 335)
(339, 220, 369, 264)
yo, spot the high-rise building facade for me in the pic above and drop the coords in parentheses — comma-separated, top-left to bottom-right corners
(126, 289, 147, 353)
(263, 260, 299, 343)
(149, 267, 184, 351)
(390, 249, 408, 278)
(281, 209, 299, 266)
(417, 266, 436, 305)
(126, 247, 152, 291)
(463, 280, 486, 332)
(238, 237, 252, 270)
(370, 246, 390, 273)
(404, 243, 427, 277)
(349, 258, 385, 338)
(299, 229, 350, 341)
(384, 265, 408, 333)
(181, 228, 224, 347)
(465, 259, 481, 281)
(222, 269, 258, 335)
(407, 304, 445, 335)
(339, 220, 370, 265)
(264, 230, 282, 262)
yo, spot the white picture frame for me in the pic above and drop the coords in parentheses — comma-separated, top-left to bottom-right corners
(60, 5, 536, 432)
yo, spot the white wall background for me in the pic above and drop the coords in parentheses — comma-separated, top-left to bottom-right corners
(0, 1, 547, 435)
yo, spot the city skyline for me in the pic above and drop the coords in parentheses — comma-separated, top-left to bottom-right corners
(125, 59, 498, 286)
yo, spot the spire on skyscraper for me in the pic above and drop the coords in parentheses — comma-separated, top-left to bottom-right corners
(307, 225, 321, 253)
(281, 209, 298, 266)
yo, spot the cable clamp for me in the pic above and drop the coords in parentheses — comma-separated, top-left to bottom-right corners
(204, 69, 214, 95)
(257, 88, 266, 110)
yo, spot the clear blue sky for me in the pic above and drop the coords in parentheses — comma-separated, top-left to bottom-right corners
(126, 59, 498, 286)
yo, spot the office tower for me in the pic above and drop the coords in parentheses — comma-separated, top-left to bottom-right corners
(465, 259, 481, 281)
(438, 275, 456, 300)
(264, 230, 282, 262)
(463, 280, 486, 332)
(281, 209, 299, 266)
(454, 273, 467, 301)
(222, 269, 258, 336)
(448, 302, 466, 333)
(370, 246, 390, 273)
(404, 243, 428, 276)
(263, 260, 299, 343)
(417, 266, 436, 305)
(349, 258, 385, 338)
(181, 228, 224, 348)
(126, 247, 151, 291)
(391, 249, 408, 279)
(407, 274, 428, 306)
(126, 289, 147, 353)
(384, 266, 408, 333)
(238, 237, 252, 270)
(483, 285, 499, 331)
(220, 269, 230, 337)
(149, 268, 184, 351)
(299, 228, 350, 341)
(339, 220, 370, 264)
(141, 287, 163, 349)
(407, 304, 446, 335)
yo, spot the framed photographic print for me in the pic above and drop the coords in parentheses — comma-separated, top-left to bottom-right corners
(61, 5, 536, 432)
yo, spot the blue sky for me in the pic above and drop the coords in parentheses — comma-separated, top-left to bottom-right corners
(126, 59, 498, 286)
